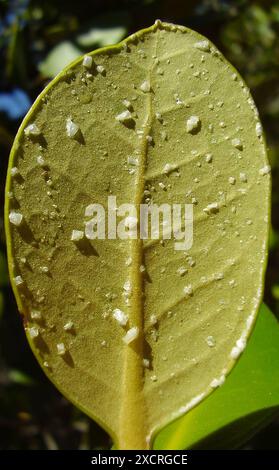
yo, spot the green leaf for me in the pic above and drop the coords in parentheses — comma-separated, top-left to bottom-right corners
(5, 21, 270, 449)
(39, 41, 83, 78)
(8, 369, 36, 386)
(269, 225, 279, 251)
(6, 20, 27, 85)
(76, 12, 130, 48)
(154, 303, 279, 449)
(272, 284, 279, 301)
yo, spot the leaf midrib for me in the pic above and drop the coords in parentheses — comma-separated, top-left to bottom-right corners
(117, 30, 158, 450)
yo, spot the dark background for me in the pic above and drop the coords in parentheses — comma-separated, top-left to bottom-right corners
(0, 0, 278, 450)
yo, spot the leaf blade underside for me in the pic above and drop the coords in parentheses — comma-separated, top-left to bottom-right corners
(5, 21, 270, 449)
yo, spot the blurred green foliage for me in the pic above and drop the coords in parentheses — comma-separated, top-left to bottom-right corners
(0, 0, 278, 449)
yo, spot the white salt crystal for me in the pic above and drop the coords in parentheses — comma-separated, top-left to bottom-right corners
(140, 80, 151, 93)
(29, 327, 39, 339)
(11, 167, 19, 177)
(259, 165, 271, 176)
(113, 308, 128, 326)
(71, 230, 84, 241)
(14, 275, 24, 286)
(203, 202, 219, 214)
(194, 40, 210, 52)
(57, 343, 66, 356)
(82, 55, 93, 69)
(122, 326, 139, 344)
(24, 123, 41, 137)
(63, 321, 74, 331)
(115, 110, 133, 123)
(186, 116, 200, 133)
(9, 211, 23, 226)
(66, 118, 80, 138)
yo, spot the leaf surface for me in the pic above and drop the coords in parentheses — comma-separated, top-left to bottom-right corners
(5, 21, 270, 449)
